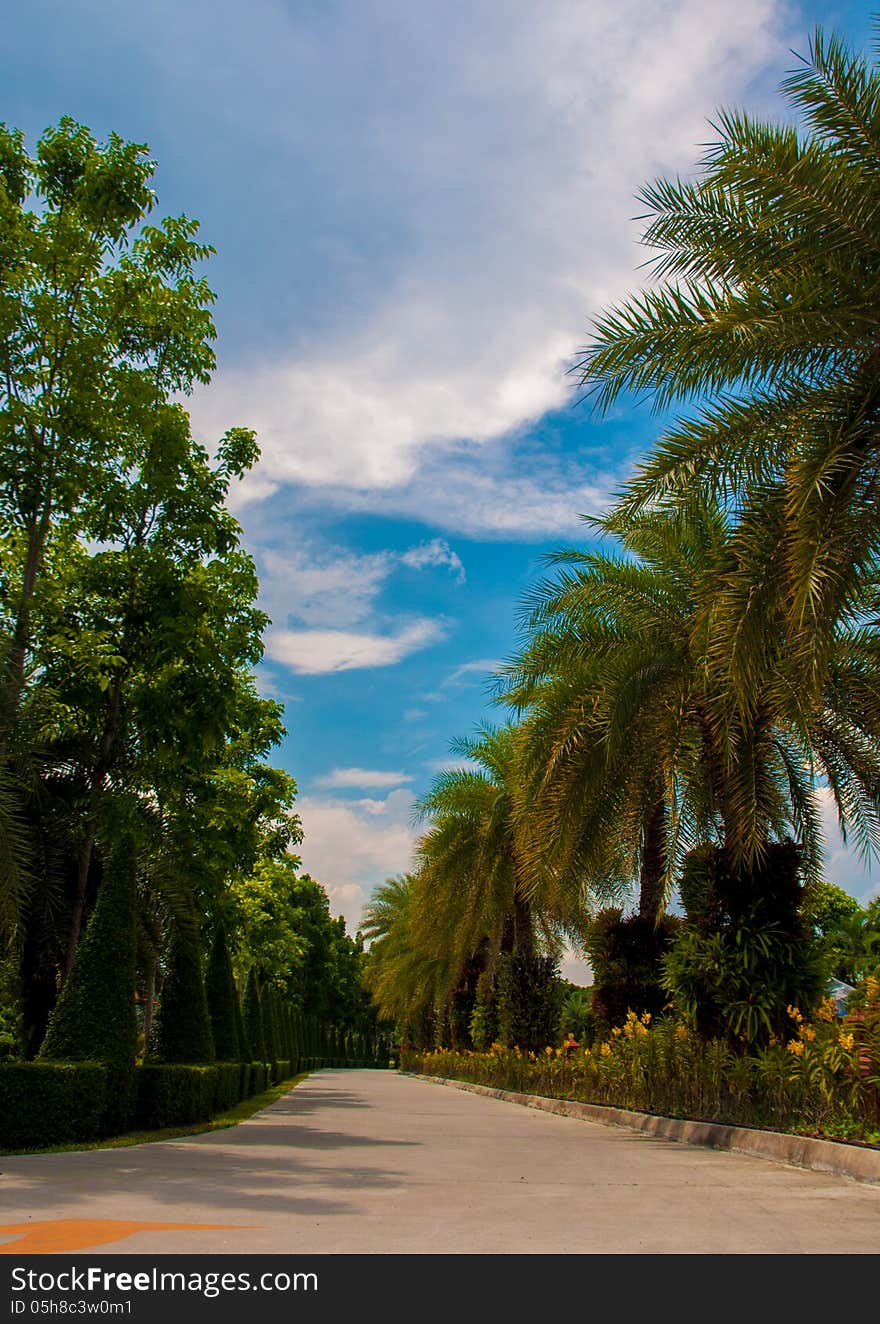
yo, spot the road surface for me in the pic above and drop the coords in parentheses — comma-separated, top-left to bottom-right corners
(1, 1069, 878, 1254)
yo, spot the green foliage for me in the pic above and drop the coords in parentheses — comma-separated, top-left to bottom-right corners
(469, 969, 499, 1051)
(263, 984, 280, 1066)
(147, 916, 215, 1064)
(134, 1064, 219, 1129)
(404, 994, 880, 1144)
(558, 984, 596, 1046)
(39, 848, 137, 1065)
(243, 966, 266, 1063)
(801, 880, 862, 936)
(585, 908, 678, 1031)
(0, 1062, 110, 1149)
(663, 842, 826, 1046)
(233, 980, 250, 1063)
(495, 954, 561, 1052)
(204, 923, 241, 1061)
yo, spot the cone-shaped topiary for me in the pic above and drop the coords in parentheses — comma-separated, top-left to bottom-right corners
(243, 966, 266, 1062)
(263, 984, 280, 1065)
(205, 923, 240, 1061)
(147, 912, 215, 1064)
(39, 845, 138, 1065)
(234, 976, 250, 1062)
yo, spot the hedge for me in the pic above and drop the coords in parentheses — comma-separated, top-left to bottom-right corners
(134, 1064, 219, 1129)
(1, 1031, 388, 1150)
(0, 1062, 110, 1149)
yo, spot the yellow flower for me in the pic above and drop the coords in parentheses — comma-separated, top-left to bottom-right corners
(544, 1046, 553, 1056)
(838, 1032, 855, 1051)
(611, 1026, 622, 1038)
(816, 997, 836, 1023)
(623, 1022, 634, 1039)
(600, 1043, 612, 1058)
(786, 1004, 803, 1024)
(635, 1021, 649, 1038)
(675, 1024, 688, 1042)
(555, 1047, 563, 1058)
(787, 1039, 804, 1056)
(641, 1011, 652, 1026)
(582, 1048, 592, 1058)
(798, 1023, 816, 1042)
(626, 1009, 638, 1023)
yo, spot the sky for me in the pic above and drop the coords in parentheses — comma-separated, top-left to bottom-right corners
(4, 1, 877, 981)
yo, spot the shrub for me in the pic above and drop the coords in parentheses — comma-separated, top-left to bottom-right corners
(243, 967, 266, 1063)
(402, 994, 880, 1144)
(663, 842, 825, 1046)
(585, 908, 678, 1032)
(496, 954, 561, 1052)
(469, 969, 498, 1050)
(147, 915, 215, 1064)
(0, 1063, 109, 1149)
(39, 847, 137, 1067)
(205, 924, 241, 1061)
(212, 1062, 242, 1112)
(134, 1064, 217, 1129)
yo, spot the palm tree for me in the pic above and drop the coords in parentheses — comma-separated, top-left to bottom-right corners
(412, 725, 580, 973)
(576, 22, 880, 697)
(361, 874, 451, 1041)
(503, 498, 880, 913)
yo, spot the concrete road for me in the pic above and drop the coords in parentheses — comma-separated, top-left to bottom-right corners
(1, 1069, 879, 1254)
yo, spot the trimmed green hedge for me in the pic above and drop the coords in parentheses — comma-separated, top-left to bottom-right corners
(1, 1028, 385, 1150)
(134, 1064, 218, 1129)
(0, 1062, 110, 1148)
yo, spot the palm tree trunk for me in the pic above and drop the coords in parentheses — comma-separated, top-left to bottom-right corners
(638, 797, 666, 926)
(513, 892, 535, 958)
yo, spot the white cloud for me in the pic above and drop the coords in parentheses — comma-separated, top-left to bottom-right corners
(314, 768, 413, 790)
(251, 535, 464, 671)
(259, 546, 394, 631)
(184, 0, 791, 532)
(296, 788, 418, 932)
(266, 618, 446, 674)
(400, 539, 465, 581)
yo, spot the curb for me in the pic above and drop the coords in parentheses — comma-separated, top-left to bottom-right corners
(409, 1073, 880, 1185)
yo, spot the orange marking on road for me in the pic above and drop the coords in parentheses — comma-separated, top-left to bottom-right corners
(0, 1219, 253, 1254)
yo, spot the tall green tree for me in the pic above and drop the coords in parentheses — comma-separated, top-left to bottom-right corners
(0, 119, 215, 711)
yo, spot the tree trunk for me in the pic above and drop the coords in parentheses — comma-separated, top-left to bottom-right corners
(513, 892, 535, 958)
(638, 796, 667, 926)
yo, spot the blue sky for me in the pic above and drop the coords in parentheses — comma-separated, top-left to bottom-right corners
(5, 1, 877, 971)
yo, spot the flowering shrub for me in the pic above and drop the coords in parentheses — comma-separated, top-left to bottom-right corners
(402, 984, 880, 1145)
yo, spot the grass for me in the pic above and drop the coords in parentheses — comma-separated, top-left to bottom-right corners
(2, 1071, 310, 1157)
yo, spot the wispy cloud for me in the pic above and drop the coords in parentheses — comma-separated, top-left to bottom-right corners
(444, 658, 498, 686)
(314, 768, 414, 790)
(266, 619, 447, 674)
